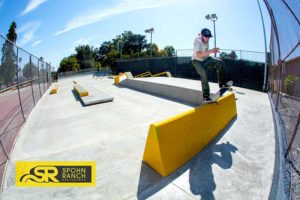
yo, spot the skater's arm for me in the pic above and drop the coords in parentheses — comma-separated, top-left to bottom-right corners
(196, 48, 220, 58)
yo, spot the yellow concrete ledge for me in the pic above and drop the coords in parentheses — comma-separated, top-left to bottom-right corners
(74, 84, 89, 97)
(143, 92, 237, 177)
(114, 73, 128, 85)
(50, 84, 59, 94)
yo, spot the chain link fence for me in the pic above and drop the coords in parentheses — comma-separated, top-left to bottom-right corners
(263, 0, 300, 199)
(176, 48, 267, 63)
(57, 68, 112, 78)
(0, 34, 51, 186)
(116, 49, 266, 91)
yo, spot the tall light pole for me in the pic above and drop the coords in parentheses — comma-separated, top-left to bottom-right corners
(205, 14, 218, 57)
(145, 27, 154, 58)
(117, 36, 123, 60)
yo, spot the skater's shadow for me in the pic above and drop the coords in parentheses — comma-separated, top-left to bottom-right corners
(137, 117, 238, 200)
(189, 141, 238, 200)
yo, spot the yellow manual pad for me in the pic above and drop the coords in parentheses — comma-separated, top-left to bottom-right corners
(143, 92, 237, 176)
(50, 84, 59, 94)
(74, 84, 89, 97)
(114, 73, 127, 85)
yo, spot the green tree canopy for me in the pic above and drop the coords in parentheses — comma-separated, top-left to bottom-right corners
(59, 30, 176, 73)
(7, 22, 17, 42)
(220, 51, 238, 60)
(97, 41, 113, 63)
(120, 31, 147, 55)
(164, 46, 175, 57)
(23, 62, 38, 79)
(58, 56, 79, 73)
(75, 45, 97, 69)
(0, 21, 18, 87)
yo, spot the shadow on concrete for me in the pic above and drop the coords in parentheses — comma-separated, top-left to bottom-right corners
(137, 117, 238, 200)
(189, 141, 237, 200)
(71, 90, 84, 106)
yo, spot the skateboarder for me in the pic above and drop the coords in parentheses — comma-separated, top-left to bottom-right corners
(192, 28, 229, 103)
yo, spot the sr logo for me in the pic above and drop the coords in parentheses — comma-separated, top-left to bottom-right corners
(20, 166, 59, 183)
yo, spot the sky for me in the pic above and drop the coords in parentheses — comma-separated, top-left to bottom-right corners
(0, 0, 271, 69)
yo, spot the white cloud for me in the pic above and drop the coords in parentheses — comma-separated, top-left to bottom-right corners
(54, 0, 175, 36)
(32, 39, 42, 47)
(17, 21, 41, 47)
(20, 0, 47, 16)
(74, 37, 93, 45)
(67, 37, 93, 53)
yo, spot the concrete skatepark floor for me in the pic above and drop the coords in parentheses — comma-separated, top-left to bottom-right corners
(0, 74, 276, 200)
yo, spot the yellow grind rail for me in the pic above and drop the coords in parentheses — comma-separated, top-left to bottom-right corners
(134, 71, 152, 78)
(143, 92, 237, 176)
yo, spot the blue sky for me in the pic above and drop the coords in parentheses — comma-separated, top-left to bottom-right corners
(0, 0, 270, 69)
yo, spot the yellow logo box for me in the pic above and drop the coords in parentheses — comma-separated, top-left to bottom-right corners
(16, 161, 96, 187)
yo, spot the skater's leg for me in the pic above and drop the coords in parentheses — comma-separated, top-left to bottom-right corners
(192, 60, 210, 98)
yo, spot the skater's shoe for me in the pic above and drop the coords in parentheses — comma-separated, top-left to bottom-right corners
(203, 96, 213, 103)
(219, 80, 233, 89)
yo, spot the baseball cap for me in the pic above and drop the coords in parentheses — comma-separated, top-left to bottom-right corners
(201, 28, 213, 37)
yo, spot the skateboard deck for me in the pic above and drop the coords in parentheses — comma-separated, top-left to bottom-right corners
(205, 81, 233, 104)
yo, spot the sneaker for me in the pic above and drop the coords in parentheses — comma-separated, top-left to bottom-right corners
(219, 80, 233, 89)
(226, 80, 233, 88)
(203, 97, 213, 103)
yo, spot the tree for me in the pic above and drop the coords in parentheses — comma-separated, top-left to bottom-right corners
(0, 21, 17, 87)
(120, 31, 147, 55)
(157, 50, 168, 57)
(164, 46, 175, 57)
(58, 56, 79, 72)
(75, 45, 97, 69)
(7, 22, 17, 42)
(23, 62, 38, 79)
(105, 50, 120, 68)
(97, 41, 113, 58)
(284, 75, 298, 96)
(219, 51, 237, 60)
(228, 51, 237, 60)
(60, 30, 176, 71)
(146, 43, 159, 57)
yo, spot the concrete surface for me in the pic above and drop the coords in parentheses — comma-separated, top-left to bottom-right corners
(77, 86, 114, 106)
(120, 77, 235, 105)
(1, 75, 276, 200)
(120, 78, 203, 106)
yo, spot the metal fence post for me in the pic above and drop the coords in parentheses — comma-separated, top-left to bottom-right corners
(29, 55, 35, 106)
(48, 64, 51, 87)
(37, 59, 42, 97)
(46, 64, 49, 87)
(42, 61, 46, 92)
(15, 48, 26, 122)
(175, 50, 177, 77)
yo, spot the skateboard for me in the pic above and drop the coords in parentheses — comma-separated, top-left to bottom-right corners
(205, 81, 233, 104)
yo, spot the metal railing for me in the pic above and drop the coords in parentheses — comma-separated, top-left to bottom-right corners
(0, 33, 51, 185)
(58, 68, 112, 77)
(117, 54, 266, 91)
(175, 48, 266, 63)
(263, 0, 300, 199)
(134, 71, 171, 78)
